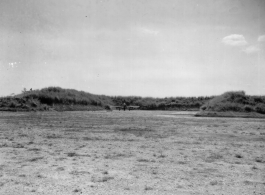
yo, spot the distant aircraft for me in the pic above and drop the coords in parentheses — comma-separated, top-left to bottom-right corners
(109, 105, 140, 111)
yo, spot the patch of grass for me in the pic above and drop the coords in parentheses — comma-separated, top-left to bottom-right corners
(102, 171, 108, 175)
(28, 157, 44, 162)
(235, 154, 243, 159)
(209, 180, 218, 186)
(70, 170, 90, 175)
(205, 153, 223, 163)
(137, 158, 150, 162)
(177, 161, 187, 164)
(154, 152, 167, 158)
(27, 148, 40, 151)
(46, 134, 61, 139)
(92, 175, 114, 182)
(66, 152, 79, 157)
(13, 143, 24, 148)
(83, 137, 99, 141)
(56, 167, 65, 171)
(73, 189, 81, 193)
(104, 153, 129, 159)
(37, 174, 45, 178)
(57, 157, 66, 161)
(19, 133, 28, 137)
(255, 157, 264, 163)
(157, 153, 166, 158)
(243, 180, 253, 185)
(101, 176, 114, 182)
(144, 186, 153, 191)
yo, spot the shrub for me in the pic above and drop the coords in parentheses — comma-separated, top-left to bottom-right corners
(158, 102, 166, 109)
(213, 102, 243, 112)
(105, 105, 111, 110)
(244, 105, 253, 112)
(255, 104, 265, 114)
(31, 101, 38, 107)
(200, 105, 207, 110)
(22, 104, 30, 109)
(9, 101, 18, 108)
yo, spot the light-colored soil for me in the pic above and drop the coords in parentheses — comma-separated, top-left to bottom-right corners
(0, 111, 264, 195)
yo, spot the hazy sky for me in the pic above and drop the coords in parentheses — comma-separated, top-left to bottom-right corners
(1, 0, 265, 97)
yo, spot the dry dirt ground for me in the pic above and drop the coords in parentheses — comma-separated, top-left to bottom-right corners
(0, 110, 264, 195)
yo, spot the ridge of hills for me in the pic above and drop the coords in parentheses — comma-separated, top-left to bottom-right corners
(1, 87, 265, 117)
(0, 86, 212, 112)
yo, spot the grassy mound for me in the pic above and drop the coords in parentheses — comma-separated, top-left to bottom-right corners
(0, 86, 214, 112)
(196, 91, 265, 118)
(0, 87, 113, 111)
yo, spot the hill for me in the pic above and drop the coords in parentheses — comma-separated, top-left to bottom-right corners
(0, 87, 113, 111)
(195, 91, 265, 118)
(0, 87, 213, 112)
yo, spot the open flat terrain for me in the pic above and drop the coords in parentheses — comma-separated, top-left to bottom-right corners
(0, 110, 264, 195)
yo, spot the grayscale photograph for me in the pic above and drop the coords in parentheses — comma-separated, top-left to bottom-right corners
(0, 0, 265, 194)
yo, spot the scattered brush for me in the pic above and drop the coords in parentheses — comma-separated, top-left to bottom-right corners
(28, 157, 44, 162)
(235, 154, 243, 159)
(66, 152, 79, 157)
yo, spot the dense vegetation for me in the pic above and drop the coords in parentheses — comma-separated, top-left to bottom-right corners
(1, 87, 264, 113)
(17, 87, 113, 106)
(200, 91, 265, 114)
(0, 87, 113, 111)
(111, 96, 213, 110)
(0, 87, 213, 111)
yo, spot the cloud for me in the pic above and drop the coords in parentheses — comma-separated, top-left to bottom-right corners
(142, 28, 159, 35)
(243, 45, 260, 54)
(222, 34, 247, 46)
(137, 27, 159, 36)
(258, 35, 265, 42)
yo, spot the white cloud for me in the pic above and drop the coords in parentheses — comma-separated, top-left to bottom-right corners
(137, 27, 159, 36)
(243, 45, 260, 54)
(222, 34, 247, 46)
(142, 28, 159, 35)
(258, 35, 265, 42)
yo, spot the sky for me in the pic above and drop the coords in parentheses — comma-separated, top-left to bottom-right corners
(0, 0, 265, 97)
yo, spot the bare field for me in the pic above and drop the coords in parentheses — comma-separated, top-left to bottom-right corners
(0, 111, 264, 195)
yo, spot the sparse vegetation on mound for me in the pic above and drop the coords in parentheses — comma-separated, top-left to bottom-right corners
(196, 91, 265, 118)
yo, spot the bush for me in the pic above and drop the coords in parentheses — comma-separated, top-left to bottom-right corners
(200, 105, 207, 110)
(255, 104, 265, 114)
(244, 105, 253, 112)
(22, 104, 30, 109)
(211, 102, 243, 112)
(105, 105, 111, 110)
(9, 101, 18, 108)
(31, 101, 38, 107)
